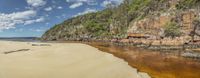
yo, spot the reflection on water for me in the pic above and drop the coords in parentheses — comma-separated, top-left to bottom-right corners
(87, 42, 200, 78)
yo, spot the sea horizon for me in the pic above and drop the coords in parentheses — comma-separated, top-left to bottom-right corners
(0, 37, 40, 42)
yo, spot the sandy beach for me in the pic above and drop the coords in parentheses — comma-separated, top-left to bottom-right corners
(0, 41, 150, 78)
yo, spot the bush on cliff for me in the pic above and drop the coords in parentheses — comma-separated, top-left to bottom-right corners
(42, 0, 200, 41)
(83, 20, 107, 36)
(190, 19, 200, 41)
(164, 21, 181, 38)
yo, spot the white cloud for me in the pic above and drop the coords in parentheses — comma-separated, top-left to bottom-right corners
(66, 0, 98, 6)
(57, 6, 63, 9)
(26, 0, 46, 7)
(69, 2, 83, 9)
(35, 29, 45, 32)
(24, 17, 45, 25)
(87, 1, 98, 5)
(101, 0, 112, 7)
(66, 0, 93, 3)
(0, 10, 37, 30)
(101, 0, 123, 7)
(44, 7, 53, 11)
(30, 28, 45, 32)
(56, 16, 61, 19)
(74, 8, 97, 17)
(0, 10, 44, 30)
(45, 22, 50, 25)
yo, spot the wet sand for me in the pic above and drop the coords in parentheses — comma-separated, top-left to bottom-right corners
(0, 41, 150, 78)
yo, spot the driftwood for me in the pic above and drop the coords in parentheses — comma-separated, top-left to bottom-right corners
(4, 49, 30, 54)
(31, 44, 51, 46)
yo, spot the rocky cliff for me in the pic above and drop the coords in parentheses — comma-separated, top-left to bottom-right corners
(42, 0, 200, 41)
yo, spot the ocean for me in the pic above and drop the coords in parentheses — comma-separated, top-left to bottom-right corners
(0, 37, 40, 42)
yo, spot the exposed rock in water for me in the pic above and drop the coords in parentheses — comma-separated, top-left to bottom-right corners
(181, 51, 200, 59)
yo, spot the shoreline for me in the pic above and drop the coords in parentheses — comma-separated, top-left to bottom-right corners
(41, 39, 200, 51)
(3, 39, 200, 59)
(2, 40, 200, 78)
(0, 40, 151, 78)
(41, 40, 200, 59)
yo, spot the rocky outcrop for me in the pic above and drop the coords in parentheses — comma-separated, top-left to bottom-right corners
(128, 13, 171, 35)
(42, 0, 200, 42)
(128, 10, 198, 39)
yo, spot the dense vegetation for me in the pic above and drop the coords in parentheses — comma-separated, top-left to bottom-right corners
(176, 0, 200, 10)
(164, 21, 181, 38)
(42, 0, 200, 41)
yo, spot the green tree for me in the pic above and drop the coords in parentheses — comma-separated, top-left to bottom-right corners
(83, 20, 106, 36)
(164, 21, 181, 38)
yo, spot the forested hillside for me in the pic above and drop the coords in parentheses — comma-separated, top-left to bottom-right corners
(42, 0, 200, 41)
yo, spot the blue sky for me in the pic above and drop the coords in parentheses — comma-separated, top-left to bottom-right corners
(0, 0, 123, 37)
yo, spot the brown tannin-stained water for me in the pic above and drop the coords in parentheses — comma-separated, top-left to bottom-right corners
(87, 42, 200, 78)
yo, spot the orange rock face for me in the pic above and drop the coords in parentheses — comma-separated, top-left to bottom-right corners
(129, 10, 198, 37)
(181, 11, 196, 33)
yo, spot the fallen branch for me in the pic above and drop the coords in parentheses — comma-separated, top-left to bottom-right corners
(4, 49, 30, 54)
(31, 44, 51, 46)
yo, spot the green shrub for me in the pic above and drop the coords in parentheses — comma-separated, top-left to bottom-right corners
(164, 21, 181, 38)
(83, 20, 106, 36)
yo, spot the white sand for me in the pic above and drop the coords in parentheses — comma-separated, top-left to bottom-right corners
(0, 41, 150, 78)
